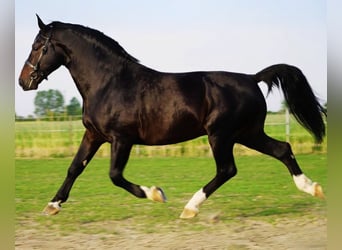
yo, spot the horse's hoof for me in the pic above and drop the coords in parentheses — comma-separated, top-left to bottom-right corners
(42, 201, 62, 215)
(150, 186, 167, 202)
(180, 208, 198, 219)
(141, 186, 167, 202)
(314, 183, 325, 199)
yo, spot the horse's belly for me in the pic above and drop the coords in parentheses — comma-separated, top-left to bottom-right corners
(139, 121, 206, 146)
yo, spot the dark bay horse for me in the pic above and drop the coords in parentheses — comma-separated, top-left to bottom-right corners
(19, 15, 326, 218)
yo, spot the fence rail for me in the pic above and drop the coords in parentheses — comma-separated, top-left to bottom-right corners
(15, 113, 327, 158)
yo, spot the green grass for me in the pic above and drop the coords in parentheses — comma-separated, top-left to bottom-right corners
(15, 154, 327, 235)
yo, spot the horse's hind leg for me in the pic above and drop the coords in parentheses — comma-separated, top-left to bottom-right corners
(108, 139, 167, 203)
(43, 130, 104, 215)
(240, 131, 324, 198)
(180, 134, 236, 218)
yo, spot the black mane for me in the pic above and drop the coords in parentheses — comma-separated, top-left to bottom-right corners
(48, 21, 139, 63)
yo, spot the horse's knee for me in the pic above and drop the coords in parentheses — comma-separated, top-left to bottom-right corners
(219, 166, 237, 182)
(67, 164, 85, 178)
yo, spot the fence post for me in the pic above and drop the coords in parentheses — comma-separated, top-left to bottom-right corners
(285, 108, 290, 142)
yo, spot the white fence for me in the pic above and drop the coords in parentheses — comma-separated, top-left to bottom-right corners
(15, 111, 326, 158)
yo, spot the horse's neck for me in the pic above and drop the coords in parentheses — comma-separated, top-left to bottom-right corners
(64, 41, 134, 99)
(65, 40, 120, 98)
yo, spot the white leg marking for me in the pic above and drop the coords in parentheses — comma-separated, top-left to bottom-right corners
(48, 201, 62, 210)
(141, 186, 154, 200)
(293, 174, 317, 196)
(180, 188, 207, 218)
(82, 160, 87, 167)
(184, 188, 207, 213)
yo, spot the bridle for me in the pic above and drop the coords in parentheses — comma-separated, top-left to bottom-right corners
(25, 33, 52, 88)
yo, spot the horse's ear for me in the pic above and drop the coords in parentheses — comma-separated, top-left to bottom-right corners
(36, 14, 46, 30)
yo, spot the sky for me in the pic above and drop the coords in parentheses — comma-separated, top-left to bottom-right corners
(15, 0, 327, 117)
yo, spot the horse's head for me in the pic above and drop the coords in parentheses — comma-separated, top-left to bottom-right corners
(19, 15, 66, 91)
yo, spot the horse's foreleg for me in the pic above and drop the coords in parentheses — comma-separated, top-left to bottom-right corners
(241, 132, 324, 199)
(180, 136, 236, 218)
(43, 130, 104, 215)
(109, 139, 167, 203)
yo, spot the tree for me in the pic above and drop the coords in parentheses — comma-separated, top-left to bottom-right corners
(66, 97, 82, 116)
(34, 89, 65, 117)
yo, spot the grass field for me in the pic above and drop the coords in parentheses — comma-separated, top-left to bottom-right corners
(15, 113, 327, 158)
(15, 154, 327, 235)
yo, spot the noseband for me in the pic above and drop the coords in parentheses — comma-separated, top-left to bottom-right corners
(25, 33, 51, 88)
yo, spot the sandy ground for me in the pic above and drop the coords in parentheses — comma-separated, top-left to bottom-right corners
(15, 214, 326, 250)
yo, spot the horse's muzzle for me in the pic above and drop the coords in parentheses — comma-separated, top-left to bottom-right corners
(19, 78, 39, 91)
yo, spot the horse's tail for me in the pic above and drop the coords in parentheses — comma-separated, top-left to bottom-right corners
(254, 64, 326, 143)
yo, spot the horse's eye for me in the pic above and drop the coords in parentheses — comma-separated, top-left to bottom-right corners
(32, 45, 39, 51)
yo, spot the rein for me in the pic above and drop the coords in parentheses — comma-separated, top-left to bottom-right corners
(25, 33, 52, 88)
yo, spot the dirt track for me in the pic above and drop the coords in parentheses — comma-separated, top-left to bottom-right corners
(16, 214, 326, 249)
